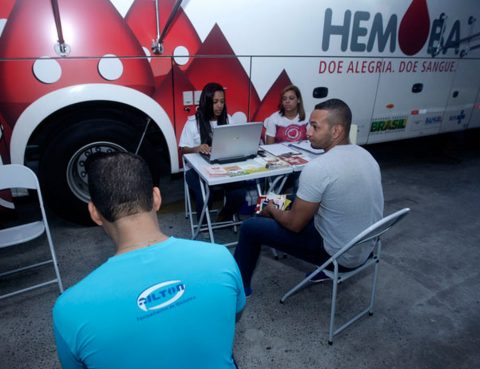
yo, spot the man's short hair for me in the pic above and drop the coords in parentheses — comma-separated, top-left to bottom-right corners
(314, 98, 352, 138)
(87, 152, 153, 222)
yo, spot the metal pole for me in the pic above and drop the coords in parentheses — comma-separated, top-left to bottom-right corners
(50, 0, 70, 56)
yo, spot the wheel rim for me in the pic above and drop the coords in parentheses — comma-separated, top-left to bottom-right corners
(66, 141, 127, 203)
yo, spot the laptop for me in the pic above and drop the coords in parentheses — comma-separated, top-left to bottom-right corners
(201, 122, 263, 164)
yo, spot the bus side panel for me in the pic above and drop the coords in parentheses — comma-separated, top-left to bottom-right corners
(469, 94, 480, 129)
(441, 59, 480, 132)
(250, 57, 380, 145)
(368, 59, 455, 144)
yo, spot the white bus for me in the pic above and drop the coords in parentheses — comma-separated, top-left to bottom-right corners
(0, 0, 478, 223)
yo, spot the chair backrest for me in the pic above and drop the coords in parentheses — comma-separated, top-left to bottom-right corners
(0, 164, 64, 297)
(331, 208, 411, 262)
(0, 164, 40, 191)
(0, 164, 49, 223)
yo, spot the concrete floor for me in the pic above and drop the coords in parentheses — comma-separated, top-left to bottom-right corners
(1, 131, 479, 369)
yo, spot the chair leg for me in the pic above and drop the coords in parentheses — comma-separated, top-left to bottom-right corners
(328, 279, 339, 345)
(183, 162, 189, 219)
(184, 182, 189, 219)
(368, 261, 380, 315)
(233, 213, 238, 233)
(45, 225, 64, 293)
(50, 253, 64, 294)
(280, 267, 327, 303)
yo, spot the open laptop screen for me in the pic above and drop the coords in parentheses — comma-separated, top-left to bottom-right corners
(202, 122, 263, 164)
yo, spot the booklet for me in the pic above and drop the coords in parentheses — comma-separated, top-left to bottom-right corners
(277, 153, 309, 165)
(261, 156, 290, 169)
(205, 165, 228, 176)
(223, 165, 245, 176)
(217, 163, 269, 177)
(255, 193, 292, 214)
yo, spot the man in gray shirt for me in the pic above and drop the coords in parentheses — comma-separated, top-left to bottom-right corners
(234, 99, 384, 296)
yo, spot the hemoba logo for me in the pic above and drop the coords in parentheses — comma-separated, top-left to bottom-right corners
(322, 0, 468, 57)
(137, 280, 186, 312)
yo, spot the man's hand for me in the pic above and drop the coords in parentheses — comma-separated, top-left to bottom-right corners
(263, 197, 320, 233)
(259, 200, 277, 218)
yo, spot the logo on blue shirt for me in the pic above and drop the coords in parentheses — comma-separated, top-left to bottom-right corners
(137, 280, 186, 312)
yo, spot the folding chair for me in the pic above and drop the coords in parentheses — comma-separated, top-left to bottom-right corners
(280, 208, 410, 344)
(0, 164, 64, 300)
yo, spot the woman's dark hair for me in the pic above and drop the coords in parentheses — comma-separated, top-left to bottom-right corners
(196, 82, 228, 145)
(278, 84, 306, 121)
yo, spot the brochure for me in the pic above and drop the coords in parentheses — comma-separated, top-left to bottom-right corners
(255, 193, 292, 214)
(205, 165, 228, 177)
(206, 163, 268, 177)
(277, 153, 309, 165)
(262, 156, 290, 169)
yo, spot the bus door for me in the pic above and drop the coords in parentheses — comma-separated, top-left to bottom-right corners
(368, 58, 455, 144)
(441, 59, 480, 132)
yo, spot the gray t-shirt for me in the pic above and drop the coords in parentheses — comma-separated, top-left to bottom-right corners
(296, 144, 384, 268)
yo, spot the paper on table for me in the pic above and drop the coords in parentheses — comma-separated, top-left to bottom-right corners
(205, 165, 228, 176)
(288, 141, 324, 155)
(260, 144, 300, 156)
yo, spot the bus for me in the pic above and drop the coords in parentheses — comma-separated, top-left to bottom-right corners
(0, 0, 479, 223)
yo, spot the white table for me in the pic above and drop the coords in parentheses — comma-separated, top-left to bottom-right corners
(183, 141, 324, 244)
(183, 153, 293, 244)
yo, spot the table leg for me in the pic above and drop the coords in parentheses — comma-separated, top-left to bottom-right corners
(193, 178, 215, 243)
(183, 159, 197, 238)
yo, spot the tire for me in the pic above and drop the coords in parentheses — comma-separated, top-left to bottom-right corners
(39, 119, 158, 225)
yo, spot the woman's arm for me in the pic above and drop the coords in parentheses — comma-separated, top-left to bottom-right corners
(181, 144, 211, 155)
(265, 135, 276, 145)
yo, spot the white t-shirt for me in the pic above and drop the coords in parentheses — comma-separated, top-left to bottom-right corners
(296, 144, 384, 268)
(264, 111, 308, 142)
(179, 115, 232, 148)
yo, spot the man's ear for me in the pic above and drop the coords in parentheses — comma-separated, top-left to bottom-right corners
(332, 124, 344, 140)
(88, 202, 103, 226)
(152, 187, 162, 212)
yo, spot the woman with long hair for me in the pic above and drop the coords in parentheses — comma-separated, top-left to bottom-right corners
(264, 84, 307, 144)
(179, 82, 245, 222)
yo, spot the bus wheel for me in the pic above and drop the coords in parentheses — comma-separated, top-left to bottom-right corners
(39, 119, 155, 225)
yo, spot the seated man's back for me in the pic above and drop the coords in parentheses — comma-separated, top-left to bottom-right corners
(53, 152, 245, 369)
(54, 238, 244, 369)
(298, 144, 384, 267)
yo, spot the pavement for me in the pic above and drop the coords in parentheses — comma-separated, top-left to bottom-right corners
(1, 130, 479, 369)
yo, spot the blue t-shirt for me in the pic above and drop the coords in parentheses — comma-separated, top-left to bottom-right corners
(53, 237, 246, 369)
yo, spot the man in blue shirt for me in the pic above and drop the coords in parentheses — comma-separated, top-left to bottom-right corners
(53, 152, 245, 369)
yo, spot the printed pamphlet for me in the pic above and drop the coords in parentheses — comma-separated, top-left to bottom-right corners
(255, 193, 292, 214)
(205, 165, 228, 176)
(277, 153, 309, 165)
